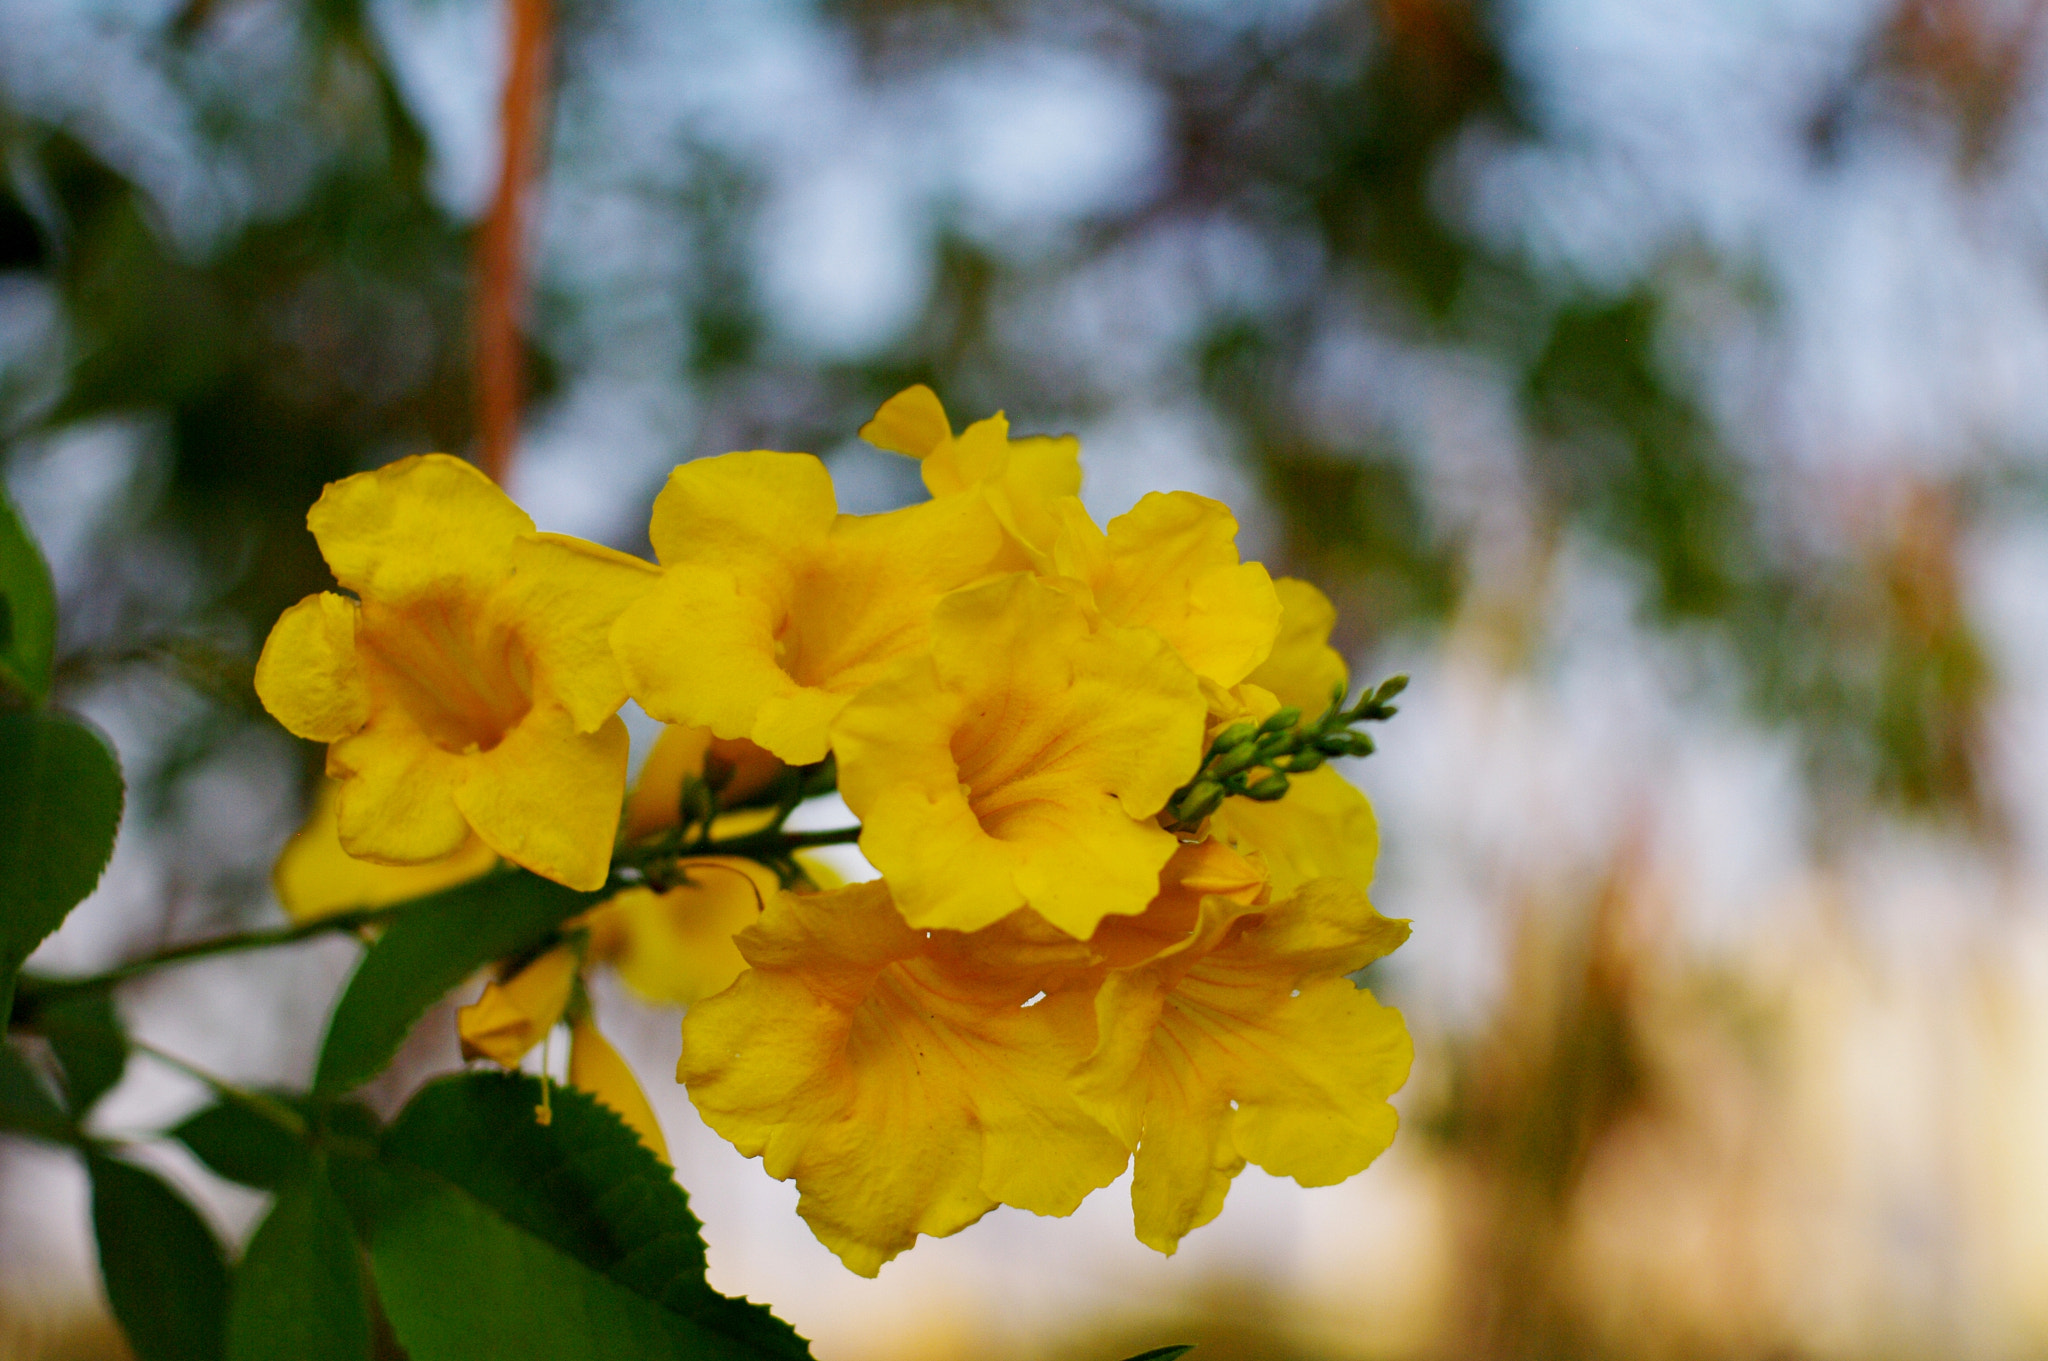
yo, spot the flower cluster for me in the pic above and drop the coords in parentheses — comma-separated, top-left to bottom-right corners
(257, 386, 1413, 1275)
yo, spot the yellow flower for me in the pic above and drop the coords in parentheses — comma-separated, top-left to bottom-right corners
(569, 1016, 670, 1163)
(679, 879, 1129, 1277)
(1211, 767, 1380, 899)
(272, 780, 497, 922)
(579, 857, 777, 1007)
(457, 943, 579, 1068)
(1074, 877, 1413, 1254)
(1246, 577, 1349, 714)
(254, 455, 656, 891)
(456, 944, 673, 1163)
(611, 450, 1015, 764)
(1051, 492, 1281, 689)
(832, 572, 1207, 937)
(622, 724, 785, 842)
(860, 384, 1080, 562)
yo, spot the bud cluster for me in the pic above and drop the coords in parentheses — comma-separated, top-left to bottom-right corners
(1164, 673, 1409, 831)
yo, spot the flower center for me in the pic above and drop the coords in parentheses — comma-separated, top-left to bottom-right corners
(357, 595, 533, 754)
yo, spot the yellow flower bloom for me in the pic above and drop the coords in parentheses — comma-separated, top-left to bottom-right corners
(1246, 577, 1349, 715)
(579, 857, 776, 1007)
(569, 1016, 670, 1164)
(457, 943, 578, 1068)
(679, 879, 1129, 1277)
(254, 455, 656, 891)
(272, 780, 497, 922)
(1051, 492, 1281, 689)
(833, 572, 1207, 937)
(1074, 877, 1413, 1254)
(1211, 766, 1380, 899)
(611, 450, 1015, 764)
(622, 724, 785, 842)
(860, 384, 1080, 561)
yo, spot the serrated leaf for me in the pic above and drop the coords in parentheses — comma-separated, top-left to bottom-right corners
(32, 984, 129, 1114)
(174, 1098, 313, 1191)
(0, 481, 55, 704)
(0, 1039, 73, 1143)
(226, 1168, 371, 1361)
(312, 869, 605, 1095)
(0, 709, 124, 1029)
(342, 1071, 810, 1360)
(88, 1151, 229, 1361)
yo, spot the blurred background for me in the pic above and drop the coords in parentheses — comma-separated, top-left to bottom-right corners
(7, 0, 2048, 1356)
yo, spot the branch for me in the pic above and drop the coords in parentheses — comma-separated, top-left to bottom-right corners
(474, 0, 553, 483)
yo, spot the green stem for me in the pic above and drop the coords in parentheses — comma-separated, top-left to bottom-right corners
(127, 1036, 308, 1140)
(17, 903, 408, 1003)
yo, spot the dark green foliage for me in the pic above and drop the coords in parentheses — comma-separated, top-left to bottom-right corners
(0, 483, 54, 703)
(0, 1038, 73, 1143)
(31, 984, 128, 1114)
(174, 1097, 317, 1191)
(226, 1169, 373, 1361)
(336, 1072, 812, 1360)
(1115, 1349, 1195, 1361)
(0, 708, 123, 1029)
(88, 1150, 231, 1361)
(314, 870, 609, 1094)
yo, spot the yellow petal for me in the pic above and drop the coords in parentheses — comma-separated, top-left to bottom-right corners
(587, 857, 774, 1005)
(500, 533, 658, 733)
(623, 724, 713, 839)
(455, 708, 629, 892)
(618, 488, 1011, 764)
(1074, 879, 1412, 1254)
(457, 944, 577, 1067)
(254, 594, 369, 743)
(646, 449, 836, 568)
(834, 573, 1206, 937)
(859, 384, 953, 459)
(273, 781, 496, 922)
(1210, 766, 1380, 898)
(1245, 577, 1348, 715)
(307, 454, 533, 604)
(569, 1017, 670, 1164)
(1060, 491, 1281, 688)
(679, 881, 1127, 1276)
(328, 708, 473, 865)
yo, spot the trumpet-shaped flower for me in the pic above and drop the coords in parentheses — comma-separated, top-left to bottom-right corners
(679, 879, 1129, 1276)
(1075, 877, 1413, 1253)
(833, 572, 1207, 937)
(1052, 492, 1280, 688)
(272, 780, 497, 921)
(580, 856, 778, 1006)
(1211, 767, 1380, 899)
(254, 455, 656, 890)
(612, 450, 1015, 764)
(861, 384, 1080, 561)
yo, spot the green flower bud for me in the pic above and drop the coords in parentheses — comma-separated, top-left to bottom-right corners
(1245, 773, 1290, 801)
(1211, 744, 1260, 778)
(1176, 780, 1227, 825)
(1211, 721, 1258, 753)
(1258, 706, 1301, 735)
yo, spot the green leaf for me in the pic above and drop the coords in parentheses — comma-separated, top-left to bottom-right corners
(313, 869, 605, 1095)
(0, 709, 124, 1029)
(1116, 1349, 1195, 1361)
(88, 1150, 230, 1361)
(0, 481, 55, 704)
(0, 1039, 73, 1143)
(340, 1071, 811, 1360)
(174, 1098, 313, 1191)
(226, 1168, 371, 1361)
(31, 984, 129, 1114)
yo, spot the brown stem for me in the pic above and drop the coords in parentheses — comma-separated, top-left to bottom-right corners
(474, 0, 553, 485)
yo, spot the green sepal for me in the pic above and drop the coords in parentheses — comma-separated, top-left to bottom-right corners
(0, 709, 124, 1032)
(312, 868, 606, 1095)
(87, 1150, 231, 1361)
